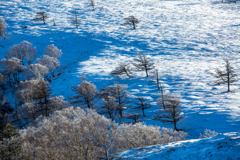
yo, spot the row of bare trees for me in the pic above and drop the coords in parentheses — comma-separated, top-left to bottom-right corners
(68, 74, 185, 131)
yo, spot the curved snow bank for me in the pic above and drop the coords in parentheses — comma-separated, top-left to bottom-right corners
(114, 132, 240, 160)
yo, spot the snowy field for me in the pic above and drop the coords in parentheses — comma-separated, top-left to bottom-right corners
(1, 0, 240, 150)
(114, 132, 240, 159)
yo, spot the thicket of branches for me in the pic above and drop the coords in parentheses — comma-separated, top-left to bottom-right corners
(20, 107, 187, 160)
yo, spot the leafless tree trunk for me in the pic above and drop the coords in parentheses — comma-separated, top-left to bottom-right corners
(90, 0, 95, 10)
(121, 16, 140, 29)
(154, 94, 184, 131)
(131, 52, 155, 77)
(32, 11, 49, 24)
(110, 63, 132, 78)
(132, 95, 151, 117)
(212, 59, 238, 92)
(70, 10, 81, 28)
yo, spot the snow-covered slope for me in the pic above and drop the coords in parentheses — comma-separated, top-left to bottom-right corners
(1, 0, 240, 140)
(114, 133, 240, 160)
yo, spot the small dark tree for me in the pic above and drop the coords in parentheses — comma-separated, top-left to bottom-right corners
(131, 52, 155, 77)
(89, 0, 95, 10)
(32, 11, 49, 24)
(121, 15, 140, 29)
(212, 59, 238, 92)
(123, 113, 141, 124)
(110, 63, 132, 78)
(0, 18, 6, 39)
(154, 94, 184, 131)
(70, 10, 81, 28)
(68, 75, 98, 109)
(132, 95, 151, 117)
(0, 121, 21, 159)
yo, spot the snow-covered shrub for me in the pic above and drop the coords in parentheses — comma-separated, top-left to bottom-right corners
(20, 107, 118, 160)
(199, 129, 218, 138)
(43, 44, 62, 58)
(20, 107, 188, 159)
(0, 18, 6, 39)
(116, 123, 188, 151)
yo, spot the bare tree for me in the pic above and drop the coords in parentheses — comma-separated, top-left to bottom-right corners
(153, 94, 184, 131)
(110, 63, 132, 78)
(68, 76, 98, 109)
(37, 55, 60, 77)
(131, 52, 155, 77)
(70, 10, 81, 28)
(32, 11, 49, 24)
(211, 59, 238, 92)
(89, 0, 95, 10)
(99, 87, 118, 121)
(19, 41, 37, 65)
(121, 15, 140, 29)
(43, 44, 62, 58)
(0, 18, 6, 39)
(123, 113, 141, 124)
(132, 95, 151, 117)
(110, 83, 130, 120)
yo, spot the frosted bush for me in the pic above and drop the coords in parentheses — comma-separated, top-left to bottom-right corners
(37, 55, 60, 77)
(43, 44, 62, 58)
(20, 107, 188, 159)
(199, 129, 218, 138)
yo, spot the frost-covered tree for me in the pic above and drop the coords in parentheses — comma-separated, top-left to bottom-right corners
(212, 59, 238, 92)
(0, 58, 24, 83)
(43, 44, 62, 59)
(69, 76, 98, 109)
(5, 44, 25, 65)
(131, 52, 155, 77)
(37, 55, 60, 77)
(16, 79, 53, 124)
(33, 79, 52, 117)
(121, 15, 140, 29)
(19, 41, 37, 65)
(70, 10, 81, 28)
(28, 63, 49, 79)
(0, 18, 6, 39)
(154, 94, 185, 131)
(132, 95, 151, 117)
(32, 11, 49, 24)
(110, 63, 132, 78)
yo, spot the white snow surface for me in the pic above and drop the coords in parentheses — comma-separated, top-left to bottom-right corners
(1, 0, 240, 158)
(114, 132, 240, 160)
